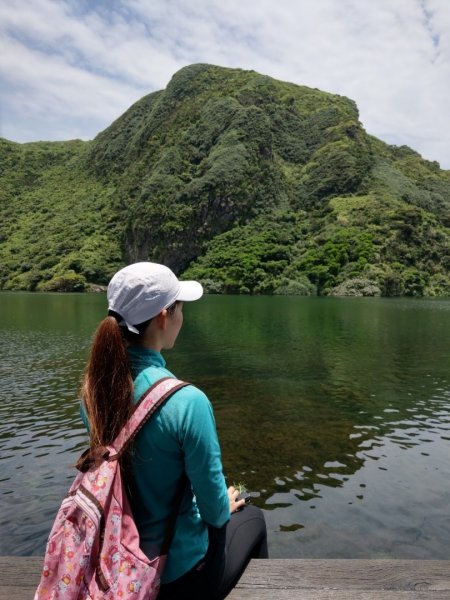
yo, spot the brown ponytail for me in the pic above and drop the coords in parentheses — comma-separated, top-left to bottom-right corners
(81, 316, 133, 450)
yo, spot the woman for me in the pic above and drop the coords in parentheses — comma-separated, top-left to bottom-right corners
(80, 262, 268, 599)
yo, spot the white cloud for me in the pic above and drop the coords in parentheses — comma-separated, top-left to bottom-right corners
(0, 36, 139, 125)
(0, 0, 449, 168)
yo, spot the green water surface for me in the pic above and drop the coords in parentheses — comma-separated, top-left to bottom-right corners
(1, 293, 450, 558)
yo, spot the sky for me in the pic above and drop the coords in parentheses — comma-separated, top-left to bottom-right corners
(1, 0, 449, 168)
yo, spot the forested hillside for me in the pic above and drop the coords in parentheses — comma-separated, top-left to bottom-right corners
(1, 63, 449, 295)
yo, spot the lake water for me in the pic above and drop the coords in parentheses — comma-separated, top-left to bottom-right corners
(1, 292, 450, 559)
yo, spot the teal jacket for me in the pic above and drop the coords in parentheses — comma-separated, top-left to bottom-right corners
(81, 347, 230, 583)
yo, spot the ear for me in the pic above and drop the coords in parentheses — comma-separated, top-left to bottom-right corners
(154, 309, 169, 330)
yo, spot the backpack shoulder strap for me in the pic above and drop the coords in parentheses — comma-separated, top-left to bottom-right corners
(111, 377, 189, 457)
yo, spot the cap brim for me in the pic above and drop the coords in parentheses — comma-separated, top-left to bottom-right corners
(177, 280, 203, 302)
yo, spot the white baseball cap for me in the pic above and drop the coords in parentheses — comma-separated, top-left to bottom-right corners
(107, 262, 203, 334)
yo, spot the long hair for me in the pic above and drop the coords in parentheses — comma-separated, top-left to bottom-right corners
(80, 303, 177, 452)
(81, 316, 134, 449)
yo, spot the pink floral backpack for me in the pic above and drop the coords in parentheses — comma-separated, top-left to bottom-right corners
(35, 377, 189, 600)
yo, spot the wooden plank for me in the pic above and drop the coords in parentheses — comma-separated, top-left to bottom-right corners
(2, 557, 450, 599)
(0, 557, 42, 600)
(0, 588, 38, 600)
(0, 556, 42, 588)
(228, 592, 450, 599)
(232, 559, 450, 592)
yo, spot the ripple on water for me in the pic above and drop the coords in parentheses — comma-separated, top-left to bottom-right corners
(0, 326, 89, 555)
(2, 294, 450, 559)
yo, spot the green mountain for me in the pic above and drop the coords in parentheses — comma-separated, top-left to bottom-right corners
(1, 63, 449, 295)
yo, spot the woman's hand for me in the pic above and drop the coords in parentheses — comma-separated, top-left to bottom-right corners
(228, 486, 246, 513)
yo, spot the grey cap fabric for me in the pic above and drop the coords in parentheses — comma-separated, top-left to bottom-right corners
(107, 262, 203, 333)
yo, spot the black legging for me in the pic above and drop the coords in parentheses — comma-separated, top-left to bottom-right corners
(158, 504, 268, 599)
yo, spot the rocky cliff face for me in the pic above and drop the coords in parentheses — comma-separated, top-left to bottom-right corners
(1, 64, 449, 295)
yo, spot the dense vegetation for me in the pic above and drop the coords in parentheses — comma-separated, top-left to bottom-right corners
(1, 64, 449, 295)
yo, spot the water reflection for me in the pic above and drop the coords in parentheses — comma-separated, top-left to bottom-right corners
(0, 293, 97, 555)
(1, 293, 450, 559)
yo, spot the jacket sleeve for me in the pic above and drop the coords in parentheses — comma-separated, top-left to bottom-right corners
(177, 385, 230, 529)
